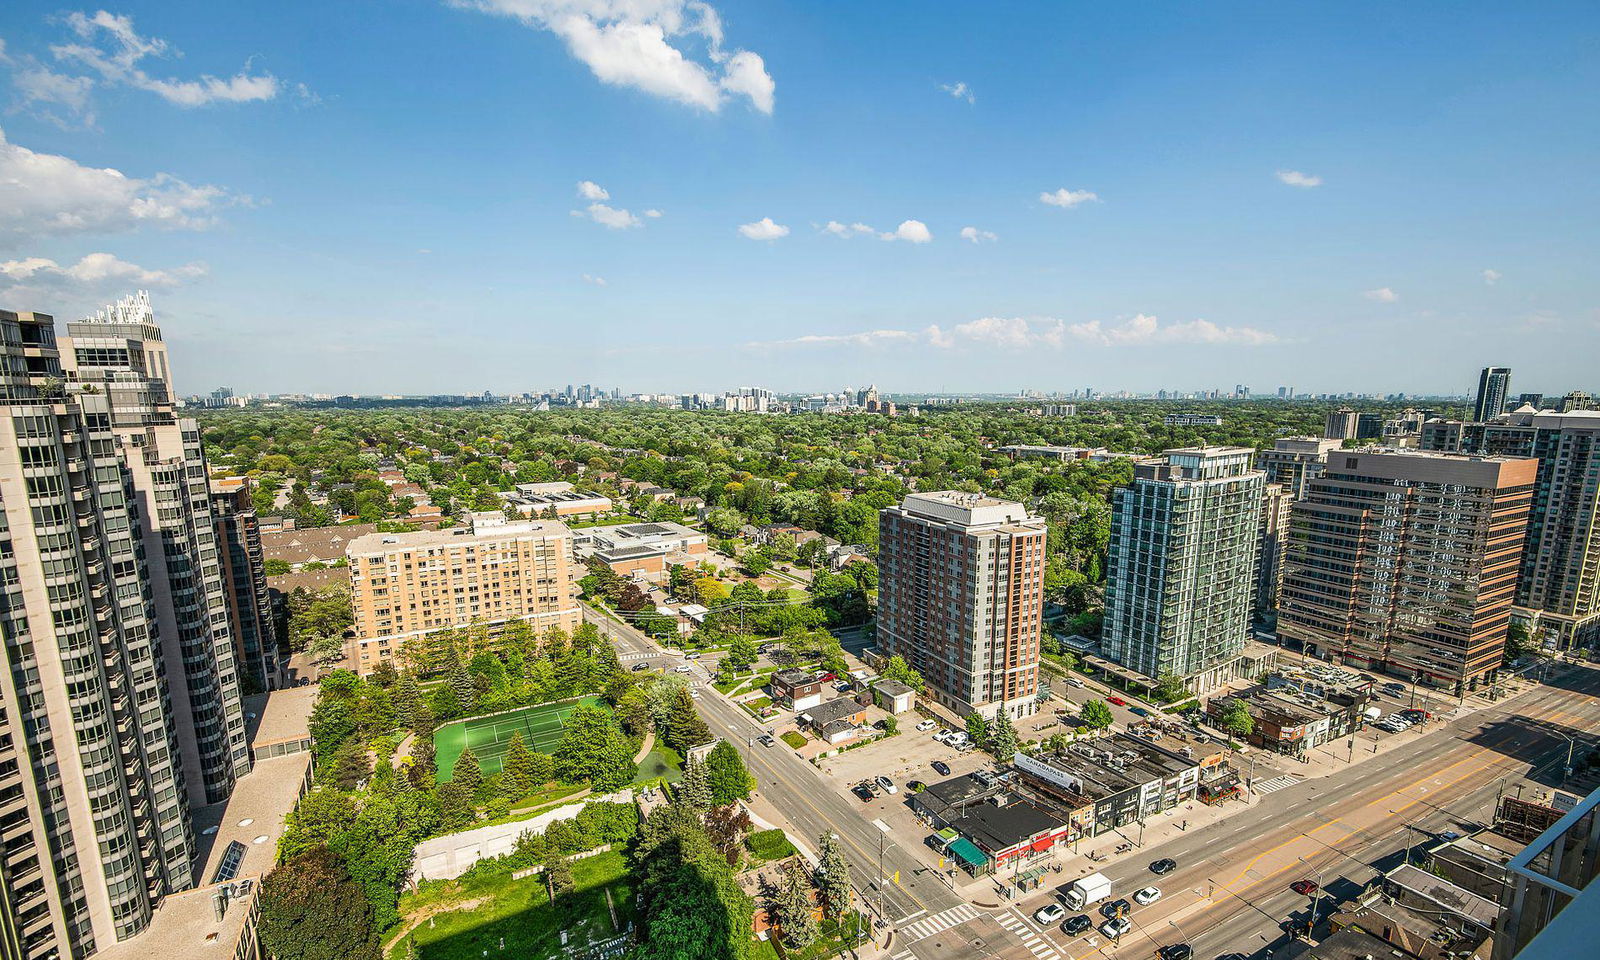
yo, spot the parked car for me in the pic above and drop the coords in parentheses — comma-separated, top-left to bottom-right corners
(1065, 676, 1085, 688)
(1061, 914, 1093, 936)
(907, 780, 925, 792)
(1438, 830, 1461, 842)
(1133, 886, 1162, 905)
(684, 652, 700, 660)
(1157, 945, 1193, 960)
(1149, 858, 1177, 875)
(1401, 709, 1431, 721)
(852, 783, 875, 802)
(759, 734, 776, 747)
(1290, 879, 1318, 896)
(1214, 954, 1249, 960)
(916, 719, 937, 732)
(931, 760, 952, 776)
(1099, 918, 1131, 939)
(1034, 903, 1065, 925)
(673, 665, 692, 673)
(1130, 706, 1152, 718)
(875, 775, 898, 795)
(1108, 696, 1129, 707)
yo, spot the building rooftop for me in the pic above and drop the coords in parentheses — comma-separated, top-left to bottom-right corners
(897, 491, 1038, 529)
(949, 800, 1066, 853)
(346, 519, 571, 555)
(799, 697, 865, 727)
(261, 521, 384, 565)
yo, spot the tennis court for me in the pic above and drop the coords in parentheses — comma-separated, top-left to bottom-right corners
(433, 696, 602, 782)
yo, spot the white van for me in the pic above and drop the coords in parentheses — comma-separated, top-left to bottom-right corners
(1066, 676, 1085, 688)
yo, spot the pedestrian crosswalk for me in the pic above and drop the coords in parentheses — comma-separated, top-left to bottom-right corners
(618, 652, 655, 661)
(1253, 774, 1302, 794)
(897, 903, 979, 943)
(994, 908, 1062, 960)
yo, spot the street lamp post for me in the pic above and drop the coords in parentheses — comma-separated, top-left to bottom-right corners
(1296, 857, 1326, 939)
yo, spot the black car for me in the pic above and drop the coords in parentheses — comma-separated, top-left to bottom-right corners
(631, 662, 651, 671)
(1158, 946, 1193, 960)
(1214, 955, 1249, 960)
(932, 760, 952, 776)
(1100, 898, 1131, 919)
(1061, 914, 1093, 936)
(1150, 857, 1177, 875)
(851, 783, 875, 802)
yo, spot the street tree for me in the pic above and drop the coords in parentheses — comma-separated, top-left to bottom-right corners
(1080, 699, 1114, 730)
(815, 832, 852, 920)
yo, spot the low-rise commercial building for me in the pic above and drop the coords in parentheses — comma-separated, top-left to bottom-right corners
(500, 481, 614, 519)
(1010, 733, 1211, 837)
(574, 521, 709, 582)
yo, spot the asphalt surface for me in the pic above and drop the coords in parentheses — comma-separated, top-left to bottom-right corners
(586, 603, 964, 926)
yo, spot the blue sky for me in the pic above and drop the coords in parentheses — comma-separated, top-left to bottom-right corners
(1, 2, 1596, 396)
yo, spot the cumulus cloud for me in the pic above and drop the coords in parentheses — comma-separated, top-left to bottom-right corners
(1276, 169, 1323, 188)
(643, 208, 663, 218)
(576, 180, 610, 200)
(821, 221, 874, 238)
(575, 202, 641, 229)
(939, 81, 974, 104)
(581, 272, 607, 286)
(960, 226, 997, 244)
(0, 126, 237, 247)
(452, 0, 774, 113)
(738, 216, 788, 240)
(884, 219, 932, 243)
(751, 313, 1277, 351)
(1364, 287, 1398, 303)
(1483, 268, 1502, 285)
(818, 219, 932, 242)
(0, 251, 206, 287)
(1040, 188, 1099, 208)
(48, 10, 288, 108)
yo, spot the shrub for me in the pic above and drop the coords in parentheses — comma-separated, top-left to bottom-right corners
(744, 829, 797, 862)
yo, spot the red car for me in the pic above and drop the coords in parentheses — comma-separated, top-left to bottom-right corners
(1107, 696, 1128, 707)
(1290, 879, 1318, 896)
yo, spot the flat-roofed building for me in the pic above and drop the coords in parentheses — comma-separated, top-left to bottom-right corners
(573, 520, 709, 582)
(1103, 447, 1266, 689)
(877, 492, 1047, 719)
(1255, 436, 1342, 500)
(347, 519, 581, 673)
(500, 481, 614, 519)
(1277, 449, 1538, 692)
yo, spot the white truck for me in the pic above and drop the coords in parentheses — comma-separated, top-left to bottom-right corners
(1063, 872, 1113, 910)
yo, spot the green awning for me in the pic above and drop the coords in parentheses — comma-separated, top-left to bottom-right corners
(948, 838, 990, 867)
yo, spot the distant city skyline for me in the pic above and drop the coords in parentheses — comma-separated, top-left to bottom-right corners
(1, 3, 1596, 394)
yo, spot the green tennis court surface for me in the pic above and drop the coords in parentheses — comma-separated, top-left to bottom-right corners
(433, 697, 602, 782)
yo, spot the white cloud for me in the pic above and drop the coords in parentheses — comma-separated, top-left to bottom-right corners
(738, 216, 788, 240)
(0, 126, 237, 246)
(1276, 169, 1323, 188)
(1364, 287, 1398, 303)
(821, 221, 878, 238)
(577, 202, 642, 229)
(751, 313, 1277, 351)
(576, 180, 610, 200)
(50, 10, 286, 107)
(0, 251, 206, 287)
(452, 0, 774, 113)
(1040, 188, 1099, 208)
(939, 81, 974, 104)
(882, 219, 932, 243)
(1483, 268, 1502, 285)
(643, 208, 663, 218)
(960, 226, 997, 244)
(581, 273, 607, 286)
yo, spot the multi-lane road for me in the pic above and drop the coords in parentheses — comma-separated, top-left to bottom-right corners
(589, 601, 1599, 959)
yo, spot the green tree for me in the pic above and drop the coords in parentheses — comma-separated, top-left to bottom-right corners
(1153, 672, 1187, 704)
(678, 754, 713, 814)
(1080, 699, 1114, 730)
(815, 831, 852, 920)
(435, 780, 475, 832)
(452, 746, 483, 796)
(554, 705, 637, 791)
(662, 687, 712, 753)
(776, 859, 818, 949)
(502, 732, 535, 798)
(546, 855, 576, 914)
(965, 712, 990, 745)
(448, 663, 475, 714)
(1217, 698, 1255, 744)
(258, 847, 382, 960)
(724, 635, 758, 672)
(880, 655, 926, 693)
(705, 740, 755, 805)
(988, 710, 1019, 759)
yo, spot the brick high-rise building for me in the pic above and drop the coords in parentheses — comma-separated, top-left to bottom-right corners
(1102, 447, 1266, 689)
(1256, 436, 1342, 500)
(347, 516, 582, 674)
(0, 301, 240, 957)
(1255, 482, 1294, 621)
(1277, 449, 1537, 692)
(876, 492, 1047, 719)
(1422, 407, 1600, 650)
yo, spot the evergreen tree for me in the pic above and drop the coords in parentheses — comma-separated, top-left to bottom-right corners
(452, 746, 483, 797)
(502, 732, 535, 798)
(449, 663, 476, 714)
(815, 832, 852, 920)
(776, 859, 818, 949)
(546, 855, 576, 914)
(394, 676, 423, 730)
(988, 710, 1019, 759)
(678, 754, 713, 814)
(705, 740, 754, 806)
(663, 688, 712, 752)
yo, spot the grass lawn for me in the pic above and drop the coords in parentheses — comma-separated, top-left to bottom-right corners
(780, 731, 808, 749)
(434, 697, 603, 781)
(750, 914, 869, 960)
(394, 851, 634, 960)
(632, 743, 683, 786)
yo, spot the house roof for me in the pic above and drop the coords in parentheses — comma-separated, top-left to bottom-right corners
(799, 697, 865, 727)
(874, 679, 914, 697)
